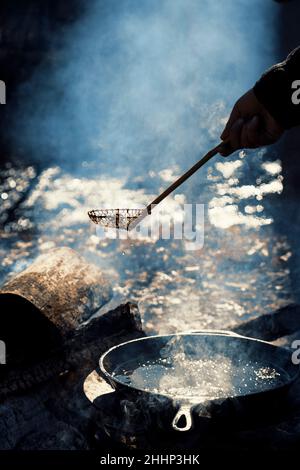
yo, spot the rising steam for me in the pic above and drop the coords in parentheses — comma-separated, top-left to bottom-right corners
(7, 0, 277, 174)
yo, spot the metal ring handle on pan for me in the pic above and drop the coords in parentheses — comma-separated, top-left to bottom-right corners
(171, 329, 244, 432)
(172, 404, 193, 432)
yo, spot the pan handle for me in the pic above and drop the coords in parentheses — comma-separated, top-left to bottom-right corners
(172, 404, 193, 432)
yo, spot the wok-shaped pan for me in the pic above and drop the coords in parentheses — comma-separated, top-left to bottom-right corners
(100, 331, 299, 432)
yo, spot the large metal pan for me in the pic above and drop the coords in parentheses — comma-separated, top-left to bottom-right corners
(100, 331, 299, 432)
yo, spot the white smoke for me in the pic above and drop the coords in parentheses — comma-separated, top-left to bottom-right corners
(8, 0, 277, 175)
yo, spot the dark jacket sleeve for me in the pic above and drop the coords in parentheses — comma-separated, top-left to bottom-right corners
(253, 47, 300, 129)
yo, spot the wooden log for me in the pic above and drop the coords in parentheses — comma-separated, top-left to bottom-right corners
(233, 303, 300, 341)
(0, 247, 112, 365)
(0, 246, 112, 331)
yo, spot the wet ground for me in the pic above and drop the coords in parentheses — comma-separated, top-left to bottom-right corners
(0, 0, 300, 334)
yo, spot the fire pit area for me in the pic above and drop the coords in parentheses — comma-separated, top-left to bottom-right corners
(0, 248, 299, 457)
(0, 245, 299, 464)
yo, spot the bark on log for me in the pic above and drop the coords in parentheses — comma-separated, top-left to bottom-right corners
(0, 246, 112, 334)
(0, 246, 112, 367)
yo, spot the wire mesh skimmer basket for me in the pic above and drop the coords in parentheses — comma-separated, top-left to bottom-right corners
(88, 209, 145, 230)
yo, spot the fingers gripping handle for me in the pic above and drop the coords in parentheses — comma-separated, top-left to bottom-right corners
(218, 140, 233, 156)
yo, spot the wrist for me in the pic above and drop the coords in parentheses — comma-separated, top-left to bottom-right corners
(253, 67, 298, 129)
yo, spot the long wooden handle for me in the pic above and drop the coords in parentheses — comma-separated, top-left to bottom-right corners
(146, 143, 222, 211)
(128, 142, 225, 230)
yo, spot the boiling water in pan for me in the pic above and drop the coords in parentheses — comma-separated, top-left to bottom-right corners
(114, 353, 287, 400)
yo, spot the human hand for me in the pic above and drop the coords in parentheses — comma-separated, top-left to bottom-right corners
(219, 89, 284, 156)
